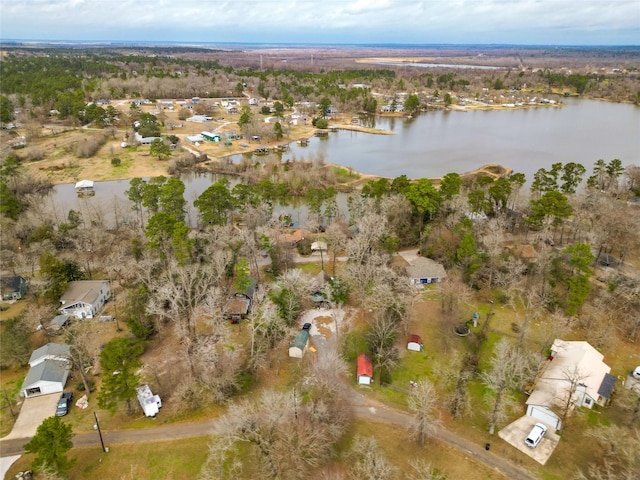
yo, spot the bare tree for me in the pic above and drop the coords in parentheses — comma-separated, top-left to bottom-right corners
(560, 365, 590, 423)
(407, 379, 440, 445)
(214, 389, 348, 480)
(65, 324, 95, 396)
(407, 460, 447, 480)
(366, 313, 399, 385)
(348, 435, 397, 480)
(481, 338, 531, 434)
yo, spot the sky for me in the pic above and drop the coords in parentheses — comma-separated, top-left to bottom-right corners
(1, 0, 639, 46)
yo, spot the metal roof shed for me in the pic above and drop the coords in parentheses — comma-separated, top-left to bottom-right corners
(289, 330, 310, 359)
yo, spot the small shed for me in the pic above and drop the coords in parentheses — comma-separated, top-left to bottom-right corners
(289, 329, 310, 359)
(357, 354, 373, 385)
(407, 334, 423, 352)
(47, 315, 70, 334)
(136, 384, 162, 417)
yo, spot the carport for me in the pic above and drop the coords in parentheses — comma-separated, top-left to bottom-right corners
(498, 415, 560, 465)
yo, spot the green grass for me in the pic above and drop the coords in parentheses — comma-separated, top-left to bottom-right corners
(331, 166, 360, 183)
(8, 436, 211, 480)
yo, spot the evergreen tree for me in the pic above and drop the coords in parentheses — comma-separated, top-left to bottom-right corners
(23, 416, 75, 476)
(98, 337, 144, 415)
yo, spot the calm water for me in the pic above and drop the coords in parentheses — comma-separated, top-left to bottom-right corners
(274, 97, 640, 180)
(51, 98, 639, 223)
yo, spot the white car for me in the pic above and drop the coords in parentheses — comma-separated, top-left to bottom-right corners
(633, 366, 640, 380)
(525, 423, 547, 448)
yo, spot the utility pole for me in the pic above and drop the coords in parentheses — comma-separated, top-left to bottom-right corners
(94, 411, 107, 453)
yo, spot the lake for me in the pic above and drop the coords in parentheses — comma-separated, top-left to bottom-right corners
(268, 97, 639, 180)
(50, 98, 639, 224)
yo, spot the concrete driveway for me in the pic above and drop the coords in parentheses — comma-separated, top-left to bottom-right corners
(2, 393, 59, 440)
(498, 415, 560, 465)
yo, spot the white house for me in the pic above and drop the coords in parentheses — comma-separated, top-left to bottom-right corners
(22, 343, 71, 397)
(59, 280, 111, 319)
(525, 339, 616, 431)
(406, 257, 447, 285)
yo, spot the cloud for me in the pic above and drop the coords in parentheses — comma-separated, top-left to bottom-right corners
(1, 0, 638, 44)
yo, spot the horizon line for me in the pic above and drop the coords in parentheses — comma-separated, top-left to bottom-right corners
(1, 39, 639, 49)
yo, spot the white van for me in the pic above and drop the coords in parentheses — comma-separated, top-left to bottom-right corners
(525, 423, 547, 448)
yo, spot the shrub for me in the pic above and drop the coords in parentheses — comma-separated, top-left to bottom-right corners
(111, 157, 121, 166)
(76, 379, 95, 392)
(75, 133, 108, 158)
(314, 118, 329, 129)
(297, 238, 312, 255)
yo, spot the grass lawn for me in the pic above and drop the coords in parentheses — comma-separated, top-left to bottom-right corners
(7, 436, 211, 480)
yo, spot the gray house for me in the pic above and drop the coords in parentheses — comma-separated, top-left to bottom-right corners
(1, 276, 29, 300)
(22, 343, 71, 397)
(406, 257, 447, 285)
(59, 280, 111, 319)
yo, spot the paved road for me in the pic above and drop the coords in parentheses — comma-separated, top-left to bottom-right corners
(0, 401, 537, 480)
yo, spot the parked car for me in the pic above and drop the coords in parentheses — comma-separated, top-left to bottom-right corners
(55, 392, 73, 416)
(302, 322, 312, 330)
(633, 366, 640, 380)
(524, 423, 547, 448)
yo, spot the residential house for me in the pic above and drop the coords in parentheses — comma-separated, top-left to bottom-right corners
(59, 280, 111, 319)
(186, 134, 205, 144)
(135, 133, 161, 145)
(311, 241, 328, 253)
(279, 229, 308, 246)
(22, 343, 71, 397)
(223, 279, 257, 323)
(201, 131, 221, 142)
(525, 339, 616, 430)
(357, 354, 374, 385)
(1, 276, 29, 300)
(29, 343, 71, 367)
(186, 115, 212, 123)
(289, 329, 310, 358)
(406, 257, 447, 285)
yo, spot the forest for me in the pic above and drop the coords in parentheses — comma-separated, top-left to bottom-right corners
(0, 45, 639, 480)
